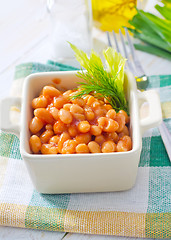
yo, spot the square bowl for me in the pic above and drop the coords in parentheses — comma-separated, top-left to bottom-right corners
(0, 70, 162, 193)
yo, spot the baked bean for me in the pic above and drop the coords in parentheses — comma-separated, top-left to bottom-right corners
(73, 113, 85, 121)
(106, 109, 116, 119)
(104, 119, 118, 132)
(104, 98, 109, 103)
(84, 105, 91, 112)
(95, 135, 106, 145)
(78, 121, 90, 133)
(94, 106, 107, 117)
(104, 119, 119, 132)
(85, 111, 95, 121)
(41, 144, 58, 154)
(116, 136, 132, 152)
(29, 135, 41, 153)
(68, 125, 78, 137)
(54, 95, 67, 109)
(70, 104, 85, 120)
(119, 110, 129, 124)
(53, 120, 67, 134)
(75, 133, 91, 144)
(34, 108, 54, 124)
(29, 117, 44, 134)
(40, 130, 54, 143)
(69, 90, 80, 98)
(76, 143, 89, 153)
(102, 106, 107, 115)
(97, 117, 106, 129)
(104, 104, 113, 111)
(63, 90, 73, 99)
(98, 117, 119, 132)
(90, 125, 102, 136)
(106, 132, 119, 143)
(115, 113, 125, 133)
(84, 105, 95, 121)
(83, 95, 90, 102)
(49, 135, 60, 145)
(61, 140, 77, 154)
(118, 125, 129, 138)
(99, 100, 104, 105)
(71, 98, 85, 107)
(70, 104, 84, 114)
(32, 95, 48, 109)
(101, 140, 116, 153)
(49, 107, 59, 120)
(45, 124, 53, 130)
(58, 132, 70, 153)
(88, 141, 101, 153)
(92, 101, 100, 109)
(86, 95, 96, 106)
(63, 103, 72, 111)
(58, 109, 73, 124)
(43, 86, 61, 98)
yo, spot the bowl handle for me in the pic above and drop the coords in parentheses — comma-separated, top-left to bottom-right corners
(0, 97, 21, 136)
(138, 90, 162, 134)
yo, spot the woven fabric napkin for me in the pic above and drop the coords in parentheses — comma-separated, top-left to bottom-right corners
(0, 61, 171, 239)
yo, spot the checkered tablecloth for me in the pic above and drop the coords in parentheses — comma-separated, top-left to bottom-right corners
(0, 61, 170, 238)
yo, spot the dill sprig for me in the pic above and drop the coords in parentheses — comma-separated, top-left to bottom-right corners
(69, 43, 129, 114)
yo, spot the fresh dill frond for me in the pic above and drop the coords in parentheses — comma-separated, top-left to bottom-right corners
(69, 43, 129, 114)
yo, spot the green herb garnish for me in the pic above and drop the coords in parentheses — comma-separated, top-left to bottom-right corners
(128, 0, 171, 60)
(69, 43, 129, 114)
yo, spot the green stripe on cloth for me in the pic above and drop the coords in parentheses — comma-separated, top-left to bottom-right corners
(159, 86, 171, 103)
(150, 136, 171, 167)
(25, 206, 67, 231)
(25, 191, 70, 231)
(28, 190, 70, 208)
(0, 132, 16, 158)
(147, 75, 161, 89)
(164, 119, 171, 132)
(47, 60, 79, 71)
(10, 135, 22, 160)
(147, 167, 171, 213)
(14, 63, 34, 80)
(139, 134, 171, 167)
(139, 137, 151, 167)
(147, 75, 171, 89)
(145, 212, 171, 238)
(14, 62, 78, 80)
(145, 167, 171, 238)
(159, 75, 171, 88)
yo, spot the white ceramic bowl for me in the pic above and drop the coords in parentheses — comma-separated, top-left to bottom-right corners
(0, 71, 162, 194)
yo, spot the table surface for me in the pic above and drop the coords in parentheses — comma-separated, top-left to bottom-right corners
(0, 0, 170, 239)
